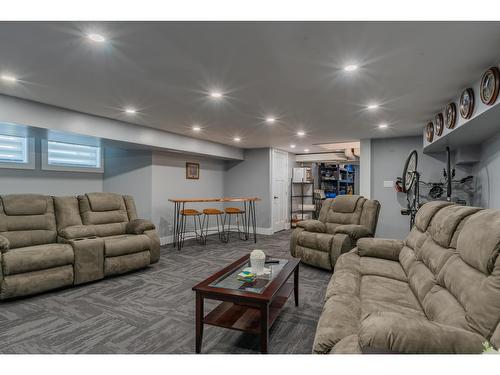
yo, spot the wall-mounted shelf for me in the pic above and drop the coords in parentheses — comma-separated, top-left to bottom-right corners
(424, 97, 500, 154)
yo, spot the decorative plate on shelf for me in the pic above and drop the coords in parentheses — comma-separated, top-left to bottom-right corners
(425, 122, 434, 142)
(459, 88, 474, 119)
(445, 102, 456, 129)
(480, 67, 500, 105)
(434, 113, 444, 136)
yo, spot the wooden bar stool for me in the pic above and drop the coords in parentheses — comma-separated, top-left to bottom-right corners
(179, 209, 204, 249)
(223, 207, 248, 242)
(201, 208, 225, 244)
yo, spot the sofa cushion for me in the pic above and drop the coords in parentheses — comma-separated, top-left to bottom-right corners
(326, 198, 364, 226)
(78, 194, 128, 228)
(87, 192, 124, 212)
(421, 285, 469, 331)
(104, 250, 150, 277)
(414, 200, 452, 232)
(54, 196, 83, 229)
(104, 234, 151, 257)
(0, 265, 73, 299)
(2, 194, 47, 216)
(360, 275, 422, 313)
(359, 312, 485, 354)
(457, 209, 500, 275)
(428, 205, 480, 248)
(297, 231, 333, 253)
(331, 195, 362, 213)
(294, 245, 332, 270)
(2, 243, 74, 275)
(0, 235, 9, 252)
(0, 195, 57, 249)
(360, 257, 407, 283)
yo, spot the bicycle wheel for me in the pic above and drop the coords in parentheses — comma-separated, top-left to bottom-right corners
(402, 150, 418, 194)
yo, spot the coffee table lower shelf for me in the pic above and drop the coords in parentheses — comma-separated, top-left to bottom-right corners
(204, 283, 294, 335)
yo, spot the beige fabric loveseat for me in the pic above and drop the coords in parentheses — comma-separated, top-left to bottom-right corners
(0, 192, 160, 299)
(313, 201, 500, 354)
(290, 195, 380, 270)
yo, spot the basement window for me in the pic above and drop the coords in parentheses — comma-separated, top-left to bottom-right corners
(0, 134, 35, 169)
(42, 140, 103, 173)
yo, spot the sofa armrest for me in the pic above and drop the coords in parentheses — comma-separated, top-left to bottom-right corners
(357, 238, 404, 261)
(334, 224, 371, 241)
(359, 312, 485, 354)
(126, 219, 156, 235)
(297, 220, 326, 233)
(0, 234, 9, 253)
(329, 233, 355, 267)
(59, 225, 97, 240)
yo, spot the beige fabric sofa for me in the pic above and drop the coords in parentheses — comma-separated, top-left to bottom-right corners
(290, 195, 380, 270)
(313, 201, 500, 354)
(0, 192, 160, 299)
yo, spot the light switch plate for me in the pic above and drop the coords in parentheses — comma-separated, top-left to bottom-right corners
(383, 180, 394, 188)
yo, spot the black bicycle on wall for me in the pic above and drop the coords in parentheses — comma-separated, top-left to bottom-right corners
(399, 149, 420, 229)
(397, 146, 473, 230)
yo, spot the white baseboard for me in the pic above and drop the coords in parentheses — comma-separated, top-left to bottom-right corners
(160, 226, 275, 246)
(255, 227, 274, 235)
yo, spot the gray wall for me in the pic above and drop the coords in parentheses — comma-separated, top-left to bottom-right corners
(0, 138, 103, 196)
(151, 151, 226, 241)
(103, 148, 153, 220)
(371, 136, 471, 239)
(224, 148, 271, 230)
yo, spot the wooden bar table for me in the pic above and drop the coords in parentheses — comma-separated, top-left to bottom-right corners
(168, 197, 260, 250)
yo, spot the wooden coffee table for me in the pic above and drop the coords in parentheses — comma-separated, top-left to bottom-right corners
(192, 255, 300, 354)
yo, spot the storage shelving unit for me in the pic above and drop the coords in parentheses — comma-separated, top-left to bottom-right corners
(319, 163, 356, 197)
(290, 179, 315, 229)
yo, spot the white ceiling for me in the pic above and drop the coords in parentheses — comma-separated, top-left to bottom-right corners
(1, 21, 500, 153)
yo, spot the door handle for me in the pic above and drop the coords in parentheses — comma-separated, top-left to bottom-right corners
(274, 196, 279, 199)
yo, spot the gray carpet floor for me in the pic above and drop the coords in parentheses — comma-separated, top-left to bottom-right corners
(0, 230, 332, 354)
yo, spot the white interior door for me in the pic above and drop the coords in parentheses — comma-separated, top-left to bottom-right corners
(272, 149, 289, 232)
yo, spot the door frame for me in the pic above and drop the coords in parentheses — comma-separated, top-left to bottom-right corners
(270, 148, 290, 233)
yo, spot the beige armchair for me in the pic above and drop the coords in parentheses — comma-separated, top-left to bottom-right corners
(290, 195, 380, 270)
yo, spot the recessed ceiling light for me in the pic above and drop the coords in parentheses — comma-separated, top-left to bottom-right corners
(265, 117, 276, 124)
(378, 123, 388, 129)
(124, 108, 137, 114)
(210, 91, 223, 99)
(192, 126, 201, 132)
(367, 104, 379, 110)
(88, 33, 106, 43)
(304, 149, 310, 152)
(297, 131, 305, 136)
(233, 137, 241, 142)
(1, 74, 17, 82)
(290, 144, 296, 149)
(344, 64, 358, 72)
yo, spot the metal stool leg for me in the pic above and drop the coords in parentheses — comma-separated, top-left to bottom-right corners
(203, 214, 209, 244)
(180, 214, 186, 249)
(225, 213, 232, 243)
